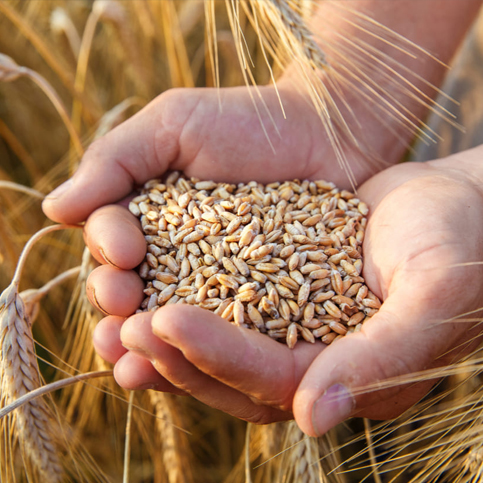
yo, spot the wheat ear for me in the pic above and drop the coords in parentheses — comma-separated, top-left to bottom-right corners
(0, 284, 64, 482)
(149, 391, 194, 483)
(0, 224, 79, 482)
(277, 420, 324, 483)
(250, 0, 327, 71)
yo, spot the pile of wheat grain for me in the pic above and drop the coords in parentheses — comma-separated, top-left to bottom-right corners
(129, 171, 380, 348)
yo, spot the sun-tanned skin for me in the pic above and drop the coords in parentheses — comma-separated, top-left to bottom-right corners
(43, 1, 483, 436)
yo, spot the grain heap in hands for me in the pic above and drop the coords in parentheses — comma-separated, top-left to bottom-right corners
(129, 172, 380, 348)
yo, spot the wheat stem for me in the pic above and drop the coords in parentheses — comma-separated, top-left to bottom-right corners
(95, 96, 146, 138)
(0, 371, 112, 420)
(25, 69, 84, 159)
(364, 418, 383, 483)
(0, 1, 76, 95)
(0, 119, 43, 181)
(20, 266, 82, 323)
(12, 224, 81, 288)
(26, 266, 82, 300)
(123, 391, 135, 483)
(50, 7, 81, 59)
(0, 181, 45, 200)
(71, 6, 103, 143)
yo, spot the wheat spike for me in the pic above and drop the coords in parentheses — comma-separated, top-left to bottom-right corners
(277, 420, 325, 483)
(250, 0, 327, 71)
(0, 283, 64, 482)
(0, 224, 80, 482)
(149, 391, 194, 483)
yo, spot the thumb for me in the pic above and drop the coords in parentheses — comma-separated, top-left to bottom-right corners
(42, 89, 197, 224)
(292, 284, 466, 437)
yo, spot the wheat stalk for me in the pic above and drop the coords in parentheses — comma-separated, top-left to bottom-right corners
(123, 391, 135, 483)
(20, 266, 82, 323)
(0, 118, 43, 182)
(0, 180, 45, 200)
(95, 96, 146, 138)
(71, 0, 149, 139)
(50, 7, 81, 58)
(0, 53, 84, 158)
(0, 370, 112, 420)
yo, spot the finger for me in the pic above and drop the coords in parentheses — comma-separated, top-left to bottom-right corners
(84, 204, 146, 269)
(120, 312, 291, 423)
(114, 352, 187, 395)
(87, 265, 144, 316)
(93, 316, 128, 364)
(292, 283, 473, 437)
(150, 304, 323, 411)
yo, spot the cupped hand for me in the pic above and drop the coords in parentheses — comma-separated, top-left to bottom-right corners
(89, 145, 483, 436)
(42, 80, 483, 435)
(40, 83, 379, 424)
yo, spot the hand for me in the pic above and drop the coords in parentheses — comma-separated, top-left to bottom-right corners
(88, 145, 483, 436)
(294, 146, 483, 434)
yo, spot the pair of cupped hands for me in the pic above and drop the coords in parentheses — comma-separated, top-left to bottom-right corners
(42, 85, 483, 436)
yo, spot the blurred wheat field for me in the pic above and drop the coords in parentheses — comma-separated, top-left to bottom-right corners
(1, 1, 483, 482)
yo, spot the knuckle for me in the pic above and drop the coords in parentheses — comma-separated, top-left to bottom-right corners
(241, 406, 292, 425)
(83, 136, 107, 162)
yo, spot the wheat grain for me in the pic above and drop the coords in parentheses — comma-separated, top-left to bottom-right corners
(130, 173, 380, 348)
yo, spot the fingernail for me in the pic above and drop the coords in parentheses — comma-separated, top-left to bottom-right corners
(89, 287, 109, 315)
(312, 384, 355, 436)
(45, 178, 73, 201)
